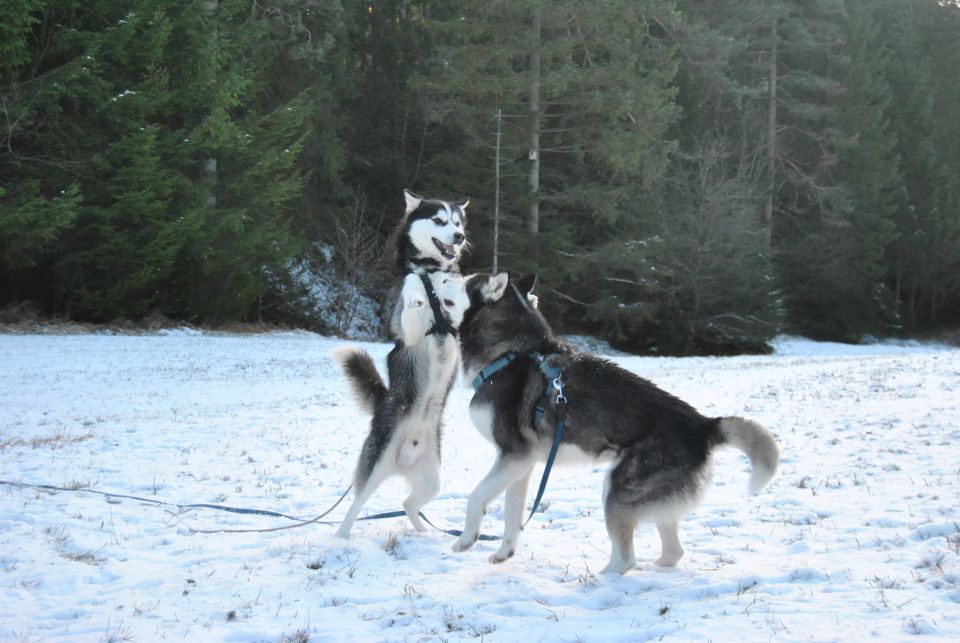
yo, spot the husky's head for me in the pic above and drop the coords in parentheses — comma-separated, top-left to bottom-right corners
(436, 273, 471, 330)
(459, 272, 551, 376)
(397, 189, 469, 272)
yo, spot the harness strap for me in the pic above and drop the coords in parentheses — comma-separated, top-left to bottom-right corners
(471, 351, 518, 391)
(418, 273, 457, 337)
(471, 350, 561, 393)
(470, 350, 569, 525)
(527, 351, 562, 381)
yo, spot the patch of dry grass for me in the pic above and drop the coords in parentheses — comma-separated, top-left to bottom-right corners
(0, 430, 94, 451)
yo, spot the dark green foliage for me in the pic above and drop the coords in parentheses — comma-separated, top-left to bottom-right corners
(875, 0, 960, 333)
(776, 0, 901, 340)
(1, 0, 958, 350)
(1, 0, 343, 322)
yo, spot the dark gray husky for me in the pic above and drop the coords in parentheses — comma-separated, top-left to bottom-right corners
(331, 190, 470, 538)
(452, 272, 779, 574)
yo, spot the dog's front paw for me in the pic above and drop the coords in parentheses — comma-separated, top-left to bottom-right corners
(452, 534, 478, 553)
(402, 274, 427, 310)
(599, 559, 635, 575)
(489, 547, 514, 564)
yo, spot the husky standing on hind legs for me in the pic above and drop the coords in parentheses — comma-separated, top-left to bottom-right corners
(331, 190, 470, 539)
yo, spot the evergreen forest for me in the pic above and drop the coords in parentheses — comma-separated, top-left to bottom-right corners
(2, 0, 959, 354)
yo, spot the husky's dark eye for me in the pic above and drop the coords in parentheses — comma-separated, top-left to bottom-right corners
(443, 299, 455, 307)
(432, 216, 446, 225)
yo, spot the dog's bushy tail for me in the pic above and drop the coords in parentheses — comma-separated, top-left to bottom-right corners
(718, 417, 779, 494)
(331, 347, 386, 415)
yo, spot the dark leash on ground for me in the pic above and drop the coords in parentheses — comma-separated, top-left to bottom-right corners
(1, 359, 568, 541)
(0, 479, 500, 540)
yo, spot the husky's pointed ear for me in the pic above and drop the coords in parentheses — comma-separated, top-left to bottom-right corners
(404, 189, 423, 215)
(455, 198, 470, 214)
(482, 272, 510, 301)
(515, 273, 537, 296)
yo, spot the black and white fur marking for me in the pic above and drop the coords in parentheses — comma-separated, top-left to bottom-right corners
(452, 273, 780, 574)
(330, 190, 470, 538)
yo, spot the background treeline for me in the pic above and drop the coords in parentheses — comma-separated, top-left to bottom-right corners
(2, 0, 959, 354)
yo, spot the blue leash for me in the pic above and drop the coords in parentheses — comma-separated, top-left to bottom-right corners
(524, 366, 567, 527)
(4, 352, 569, 541)
(357, 509, 500, 541)
(0, 479, 500, 540)
(524, 401, 566, 527)
(0, 479, 306, 520)
(472, 350, 570, 528)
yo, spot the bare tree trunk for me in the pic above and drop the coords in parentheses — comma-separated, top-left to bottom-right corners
(763, 17, 779, 249)
(493, 107, 502, 273)
(206, 0, 219, 207)
(528, 7, 541, 236)
(204, 158, 218, 206)
(894, 256, 902, 325)
(930, 284, 938, 325)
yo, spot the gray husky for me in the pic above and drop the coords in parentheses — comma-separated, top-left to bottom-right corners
(452, 272, 779, 574)
(331, 190, 470, 538)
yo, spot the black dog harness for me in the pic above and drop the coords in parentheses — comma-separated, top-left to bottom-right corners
(418, 272, 457, 337)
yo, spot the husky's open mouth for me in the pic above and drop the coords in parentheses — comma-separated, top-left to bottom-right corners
(432, 238, 458, 260)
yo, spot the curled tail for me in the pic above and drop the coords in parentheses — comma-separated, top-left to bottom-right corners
(717, 417, 779, 494)
(331, 346, 386, 415)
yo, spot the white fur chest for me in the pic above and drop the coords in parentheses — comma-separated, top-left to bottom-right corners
(412, 335, 460, 412)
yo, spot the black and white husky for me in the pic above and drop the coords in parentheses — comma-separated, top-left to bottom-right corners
(452, 273, 780, 574)
(331, 190, 470, 538)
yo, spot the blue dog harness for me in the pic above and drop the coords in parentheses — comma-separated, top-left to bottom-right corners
(472, 350, 568, 526)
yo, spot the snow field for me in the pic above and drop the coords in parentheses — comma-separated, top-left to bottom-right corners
(1, 332, 958, 641)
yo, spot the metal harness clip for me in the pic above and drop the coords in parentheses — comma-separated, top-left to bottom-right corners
(552, 376, 567, 405)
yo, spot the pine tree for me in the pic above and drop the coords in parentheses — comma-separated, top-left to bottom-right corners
(2, 0, 345, 323)
(0, 0, 101, 308)
(878, 0, 960, 332)
(418, 0, 681, 330)
(825, 1, 900, 335)
(619, 0, 780, 353)
(54, 4, 182, 319)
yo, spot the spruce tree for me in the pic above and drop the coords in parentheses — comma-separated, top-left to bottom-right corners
(878, 0, 960, 332)
(815, 0, 900, 338)
(418, 0, 681, 329)
(0, 0, 80, 283)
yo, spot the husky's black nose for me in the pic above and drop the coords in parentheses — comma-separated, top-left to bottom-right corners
(453, 232, 465, 245)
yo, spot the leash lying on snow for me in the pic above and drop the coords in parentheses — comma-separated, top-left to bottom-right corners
(3, 348, 572, 540)
(189, 503, 497, 539)
(0, 479, 307, 520)
(0, 479, 500, 539)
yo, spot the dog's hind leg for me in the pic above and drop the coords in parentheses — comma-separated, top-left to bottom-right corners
(600, 509, 638, 574)
(402, 452, 440, 532)
(336, 461, 393, 539)
(600, 471, 637, 575)
(452, 455, 533, 554)
(490, 469, 533, 564)
(654, 519, 683, 567)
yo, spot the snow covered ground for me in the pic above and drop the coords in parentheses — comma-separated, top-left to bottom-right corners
(1, 331, 958, 642)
